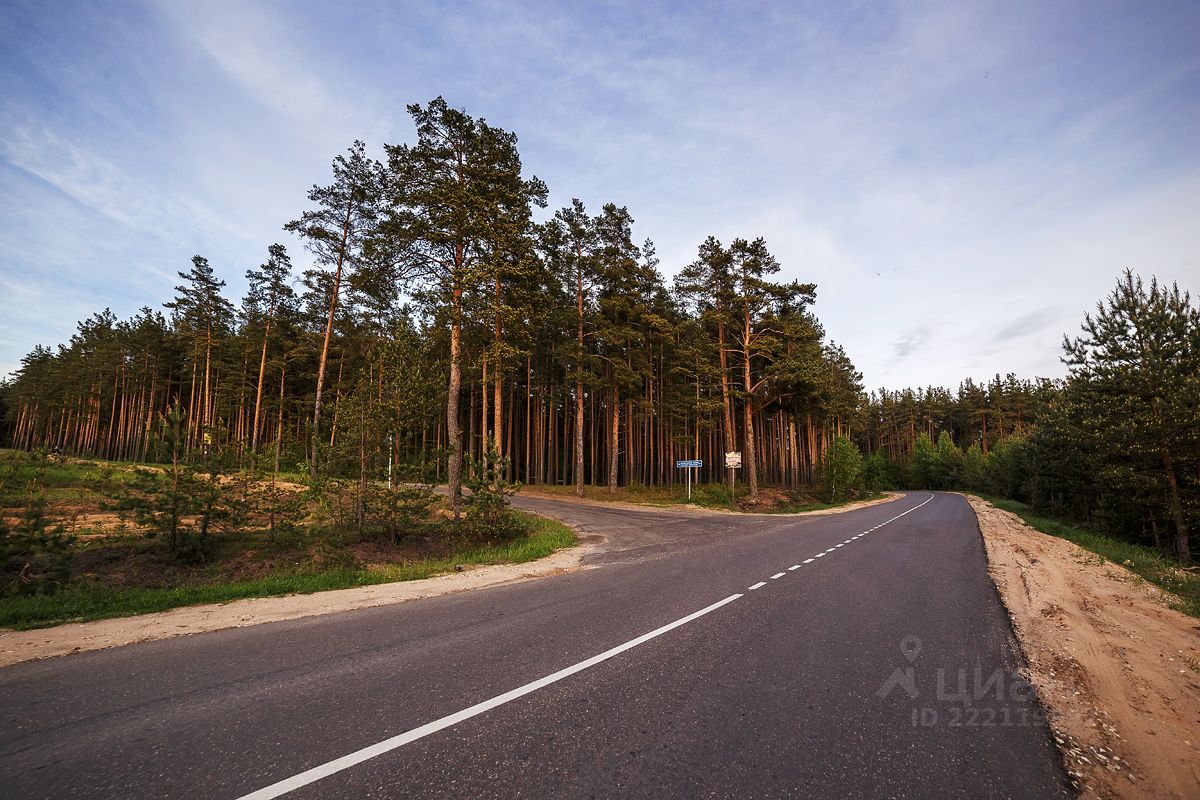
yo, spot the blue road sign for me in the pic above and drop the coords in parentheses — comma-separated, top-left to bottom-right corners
(676, 459, 702, 468)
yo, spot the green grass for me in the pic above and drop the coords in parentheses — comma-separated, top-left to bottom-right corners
(770, 492, 888, 514)
(983, 496, 1200, 619)
(0, 512, 576, 630)
(524, 482, 887, 514)
(523, 482, 729, 508)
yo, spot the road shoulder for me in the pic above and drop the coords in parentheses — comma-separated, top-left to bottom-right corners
(968, 495, 1200, 799)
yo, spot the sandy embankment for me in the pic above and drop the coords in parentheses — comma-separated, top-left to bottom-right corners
(969, 496, 1200, 799)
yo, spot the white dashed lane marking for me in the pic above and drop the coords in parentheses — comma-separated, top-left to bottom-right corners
(238, 495, 940, 800)
(237, 593, 744, 800)
(749, 493, 936, 595)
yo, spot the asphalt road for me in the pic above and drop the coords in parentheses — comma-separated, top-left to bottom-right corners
(0, 492, 1072, 799)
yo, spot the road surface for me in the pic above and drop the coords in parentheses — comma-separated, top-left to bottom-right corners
(0, 492, 1071, 798)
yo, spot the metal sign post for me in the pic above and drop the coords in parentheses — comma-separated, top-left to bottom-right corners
(724, 451, 741, 502)
(675, 459, 703, 500)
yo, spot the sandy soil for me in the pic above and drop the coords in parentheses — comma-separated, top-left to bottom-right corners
(968, 495, 1200, 799)
(0, 544, 595, 669)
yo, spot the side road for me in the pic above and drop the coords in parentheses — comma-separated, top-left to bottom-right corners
(0, 492, 902, 667)
(970, 496, 1200, 800)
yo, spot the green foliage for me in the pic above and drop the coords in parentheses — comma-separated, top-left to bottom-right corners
(463, 448, 523, 538)
(961, 444, 986, 492)
(861, 452, 891, 492)
(932, 431, 963, 490)
(1054, 271, 1199, 561)
(0, 512, 576, 630)
(0, 481, 74, 597)
(821, 435, 863, 502)
(362, 482, 437, 544)
(109, 406, 241, 561)
(985, 436, 1029, 500)
(909, 432, 937, 489)
(691, 483, 732, 508)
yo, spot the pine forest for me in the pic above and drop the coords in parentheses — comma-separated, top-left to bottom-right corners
(2, 98, 1197, 570)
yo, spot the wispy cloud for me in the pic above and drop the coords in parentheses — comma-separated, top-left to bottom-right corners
(993, 307, 1063, 343)
(893, 327, 930, 359)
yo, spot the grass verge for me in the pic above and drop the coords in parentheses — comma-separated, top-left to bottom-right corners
(522, 483, 729, 508)
(523, 483, 887, 513)
(983, 496, 1200, 619)
(0, 512, 576, 631)
(769, 493, 887, 514)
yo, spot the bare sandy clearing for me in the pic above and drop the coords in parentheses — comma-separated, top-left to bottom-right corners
(969, 496, 1200, 800)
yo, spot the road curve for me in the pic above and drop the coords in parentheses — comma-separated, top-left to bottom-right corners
(0, 492, 1070, 798)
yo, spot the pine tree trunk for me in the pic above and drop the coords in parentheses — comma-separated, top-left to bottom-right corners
(310, 198, 353, 481)
(525, 353, 532, 483)
(275, 364, 286, 474)
(494, 278, 504, 458)
(481, 354, 489, 457)
(251, 314, 272, 453)
(717, 316, 734, 491)
(1163, 452, 1191, 562)
(608, 380, 619, 493)
(446, 284, 464, 515)
(574, 267, 586, 497)
(742, 311, 758, 500)
(203, 322, 213, 437)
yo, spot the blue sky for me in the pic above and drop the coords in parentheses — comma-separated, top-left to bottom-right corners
(2, 0, 1198, 390)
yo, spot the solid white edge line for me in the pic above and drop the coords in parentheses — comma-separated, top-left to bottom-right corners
(748, 581, 767, 590)
(235, 593, 744, 800)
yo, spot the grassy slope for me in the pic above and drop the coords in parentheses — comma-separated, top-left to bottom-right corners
(982, 496, 1200, 619)
(0, 512, 575, 631)
(523, 482, 884, 513)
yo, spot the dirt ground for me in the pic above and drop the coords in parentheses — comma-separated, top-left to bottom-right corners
(968, 496, 1200, 799)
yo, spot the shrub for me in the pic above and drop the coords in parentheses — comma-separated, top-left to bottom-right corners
(822, 436, 863, 502)
(862, 452, 891, 492)
(1, 484, 74, 596)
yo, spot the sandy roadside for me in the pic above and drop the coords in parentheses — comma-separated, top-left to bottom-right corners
(968, 495, 1200, 799)
(0, 544, 595, 669)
